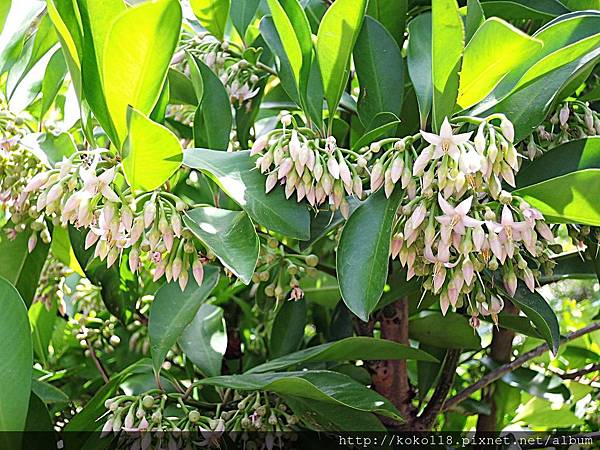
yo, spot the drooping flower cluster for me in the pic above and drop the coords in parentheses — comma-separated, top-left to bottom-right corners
(527, 101, 600, 159)
(251, 115, 369, 217)
(381, 116, 558, 324)
(18, 150, 212, 290)
(100, 391, 297, 449)
(251, 235, 320, 302)
(183, 34, 262, 106)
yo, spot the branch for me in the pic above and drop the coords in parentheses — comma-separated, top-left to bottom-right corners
(88, 348, 110, 384)
(560, 363, 600, 380)
(415, 348, 461, 430)
(444, 322, 600, 412)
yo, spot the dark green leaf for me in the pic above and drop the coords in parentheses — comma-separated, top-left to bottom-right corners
(337, 189, 402, 321)
(184, 206, 259, 284)
(354, 16, 404, 129)
(417, 345, 447, 401)
(231, 0, 260, 39)
(197, 370, 402, 420)
(409, 312, 481, 349)
(183, 149, 311, 239)
(465, 0, 485, 43)
(167, 68, 197, 105)
(149, 266, 219, 374)
(178, 303, 227, 377)
(366, 0, 408, 48)
(0, 278, 32, 434)
(407, 13, 432, 128)
(31, 379, 69, 404)
(40, 48, 67, 119)
(249, 336, 437, 374)
(270, 299, 307, 358)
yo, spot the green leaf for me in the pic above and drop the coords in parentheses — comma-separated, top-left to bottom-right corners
(465, 0, 485, 43)
(249, 336, 438, 374)
(183, 206, 259, 284)
(541, 251, 597, 283)
(266, 0, 312, 104)
(517, 137, 600, 188)
(0, 229, 49, 307)
(259, 15, 301, 106)
(270, 299, 307, 358)
(432, 0, 464, 131)
(197, 370, 402, 420)
(168, 68, 197, 105)
(178, 303, 227, 377)
(514, 169, 600, 225)
(337, 189, 402, 321)
(20, 131, 77, 167)
(231, 0, 260, 39)
(354, 16, 404, 129)
(509, 285, 560, 355)
(284, 396, 386, 431)
(457, 18, 542, 109)
(351, 116, 401, 151)
(123, 107, 182, 191)
(190, 57, 232, 151)
(77, 0, 125, 145)
(102, 0, 182, 146)
(190, 0, 230, 41)
(409, 312, 481, 349)
(0, 278, 32, 433)
(0, 1, 44, 74)
(40, 48, 67, 119)
(366, 0, 408, 48)
(417, 345, 447, 400)
(23, 392, 53, 437)
(0, 0, 11, 32)
(478, 0, 570, 21)
(316, 0, 367, 118)
(407, 13, 432, 128)
(29, 301, 57, 365)
(183, 149, 311, 240)
(31, 379, 69, 404)
(148, 266, 219, 374)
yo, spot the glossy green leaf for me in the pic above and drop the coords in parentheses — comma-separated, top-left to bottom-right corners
(0, 1, 44, 74)
(514, 169, 600, 225)
(178, 303, 227, 377)
(20, 131, 76, 168)
(231, 0, 260, 39)
(190, 57, 232, 151)
(183, 149, 311, 239)
(316, 0, 367, 117)
(0, 229, 49, 307)
(23, 392, 53, 438)
(509, 286, 560, 355)
(517, 137, 600, 188)
(184, 206, 259, 284)
(168, 68, 197, 105)
(102, 0, 182, 145)
(249, 336, 438, 374)
(197, 370, 402, 420)
(431, 0, 464, 130)
(351, 117, 401, 151)
(0, 0, 10, 31)
(541, 252, 597, 283)
(148, 266, 219, 374)
(29, 301, 57, 365)
(40, 48, 67, 119)
(417, 345, 447, 400)
(190, 0, 230, 41)
(478, 0, 570, 20)
(407, 13, 432, 128)
(354, 16, 403, 129)
(267, 0, 312, 104)
(409, 312, 481, 349)
(123, 107, 182, 191)
(337, 189, 402, 321)
(366, 0, 408, 48)
(259, 15, 301, 106)
(270, 299, 307, 358)
(465, 0, 485, 43)
(457, 18, 542, 109)
(0, 278, 32, 433)
(31, 379, 69, 404)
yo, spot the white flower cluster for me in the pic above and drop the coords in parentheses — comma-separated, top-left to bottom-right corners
(20, 151, 210, 290)
(384, 117, 557, 324)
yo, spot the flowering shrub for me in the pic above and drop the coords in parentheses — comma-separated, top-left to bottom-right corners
(0, 0, 600, 446)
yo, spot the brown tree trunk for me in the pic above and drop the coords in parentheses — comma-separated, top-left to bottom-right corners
(476, 302, 518, 432)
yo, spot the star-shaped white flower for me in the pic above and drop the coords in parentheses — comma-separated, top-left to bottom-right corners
(436, 194, 483, 237)
(421, 117, 472, 161)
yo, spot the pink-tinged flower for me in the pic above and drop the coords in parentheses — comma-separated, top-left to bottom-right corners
(390, 156, 404, 183)
(503, 270, 518, 296)
(559, 103, 570, 126)
(421, 117, 472, 161)
(490, 206, 530, 257)
(24, 172, 50, 193)
(265, 172, 278, 193)
(440, 289, 451, 315)
(143, 201, 156, 228)
(390, 235, 403, 259)
(424, 245, 458, 293)
(370, 162, 384, 191)
(500, 117, 515, 143)
(101, 417, 114, 438)
(153, 261, 165, 281)
(178, 270, 189, 291)
(129, 247, 140, 272)
(85, 229, 100, 250)
(290, 285, 304, 300)
(469, 315, 480, 329)
(472, 225, 485, 251)
(327, 156, 340, 179)
(522, 267, 535, 292)
(82, 164, 120, 203)
(338, 158, 352, 187)
(28, 233, 37, 253)
(250, 134, 269, 156)
(462, 258, 475, 286)
(412, 145, 433, 176)
(277, 158, 293, 179)
(289, 130, 301, 160)
(436, 194, 483, 237)
(535, 221, 554, 241)
(500, 162, 516, 187)
(478, 295, 504, 325)
(192, 258, 204, 285)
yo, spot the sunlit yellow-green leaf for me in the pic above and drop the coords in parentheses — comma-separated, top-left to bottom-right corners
(190, 0, 230, 41)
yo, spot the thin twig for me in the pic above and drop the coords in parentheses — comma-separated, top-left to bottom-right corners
(443, 322, 600, 412)
(560, 363, 600, 380)
(88, 348, 110, 384)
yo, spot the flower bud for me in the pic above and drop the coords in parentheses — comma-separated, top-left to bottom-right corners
(143, 201, 156, 228)
(500, 117, 514, 143)
(327, 156, 340, 179)
(474, 123, 486, 153)
(370, 161, 384, 192)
